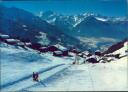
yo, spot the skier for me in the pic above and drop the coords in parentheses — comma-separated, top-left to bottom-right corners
(33, 72, 39, 81)
(32, 72, 46, 87)
(35, 72, 39, 81)
(32, 72, 36, 81)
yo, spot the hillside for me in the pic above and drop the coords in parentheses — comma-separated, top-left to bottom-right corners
(0, 5, 85, 50)
(39, 11, 128, 50)
(39, 11, 128, 40)
(0, 38, 128, 91)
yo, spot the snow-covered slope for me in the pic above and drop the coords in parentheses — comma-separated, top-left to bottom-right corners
(26, 41, 128, 91)
(113, 41, 128, 56)
(1, 39, 127, 91)
(28, 57, 128, 91)
(0, 42, 76, 91)
(0, 5, 85, 50)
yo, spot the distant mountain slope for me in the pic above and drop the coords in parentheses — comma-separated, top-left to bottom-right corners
(39, 11, 128, 50)
(39, 11, 128, 39)
(74, 15, 128, 39)
(0, 6, 127, 51)
(0, 5, 85, 50)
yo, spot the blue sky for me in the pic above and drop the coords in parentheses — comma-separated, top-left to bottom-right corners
(1, 0, 127, 17)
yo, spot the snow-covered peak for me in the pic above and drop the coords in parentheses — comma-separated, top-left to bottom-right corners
(47, 18, 56, 24)
(22, 25, 27, 28)
(38, 11, 127, 29)
(39, 11, 56, 18)
(95, 17, 108, 21)
(82, 13, 95, 17)
(38, 11, 43, 17)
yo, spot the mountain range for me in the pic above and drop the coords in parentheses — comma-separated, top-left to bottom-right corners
(0, 5, 85, 50)
(0, 5, 128, 51)
(39, 11, 128, 39)
(39, 11, 128, 50)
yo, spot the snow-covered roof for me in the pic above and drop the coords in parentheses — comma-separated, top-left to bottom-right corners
(40, 47, 47, 49)
(54, 44, 67, 51)
(25, 42, 31, 45)
(78, 53, 83, 56)
(0, 35, 9, 39)
(17, 42, 24, 45)
(95, 17, 107, 21)
(6, 39, 20, 42)
(89, 55, 96, 59)
(54, 51, 62, 54)
(83, 51, 89, 55)
(83, 55, 87, 58)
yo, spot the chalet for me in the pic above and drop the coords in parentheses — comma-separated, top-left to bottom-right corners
(99, 59, 107, 63)
(125, 49, 128, 55)
(86, 58, 99, 63)
(54, 44, 66, 50)
(107, 57, 115, 62)
(17, 42, 24, 46)
(78, 53, 84, 57)
(104, 53, 120, 59)
(47, 45, 59, 52)
(5, 39, 20, 45)
(83, 55, 87, 58)
(25, 42, 31, 46)
(70, 48, 80, 54)
(38, 47, 48, 53)
(0, 34, 9, 39)
(114, 54, 120, 59)
(53, 44, 69, 55)
(83, 51, 89, 56)
(87, 53, 92, 57)
(53, 51, 63, 57)
(68, 52, 76, 57)
(0, 34, 9, 42)
(95, 50, 101, 56)
(29, 43, 42, 50)
(61, 49, 68, 56)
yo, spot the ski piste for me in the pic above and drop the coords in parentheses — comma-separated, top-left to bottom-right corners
(1, 39, 128, 91)
(1, 63, 70, 91)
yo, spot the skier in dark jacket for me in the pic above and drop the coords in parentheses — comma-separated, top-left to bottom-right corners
(33, 72, 36, 81)
(35, 72, 39, 81)
(33, 72, 39, 81)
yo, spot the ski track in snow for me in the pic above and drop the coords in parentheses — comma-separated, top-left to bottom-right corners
(1, 41, 128, 91)
(27, 64, 96, 91)
(1, 64, 63, 89)
(21, 65, 71, 91)
(1, 64, 71, 91)
(1, 56, 128, 91)
(27, 56, 128, 91)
